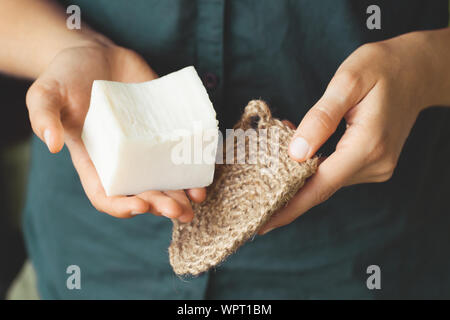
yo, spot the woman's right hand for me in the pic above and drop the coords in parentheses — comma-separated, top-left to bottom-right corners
(26, 41, 205, 221)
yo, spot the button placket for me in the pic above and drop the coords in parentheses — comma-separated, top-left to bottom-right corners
(195, 0, 225, 110)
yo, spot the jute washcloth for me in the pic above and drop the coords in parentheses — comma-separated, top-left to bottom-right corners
(169, 100, 318, 276)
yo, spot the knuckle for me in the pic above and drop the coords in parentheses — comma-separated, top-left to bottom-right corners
(334, 69, 363, 99)
(357, 42, 375, 54)
(359, 42, 391, 58)
(335, 69, 362, 91)
(114, 46, 143, 62)
(26, 82, 54, 107)
(307, 106, 337, 133)
(26, 81, 62, 117)
(358, 42, 397, 75)
(115, 45, 134, 55)
(327, 69, 364, 107)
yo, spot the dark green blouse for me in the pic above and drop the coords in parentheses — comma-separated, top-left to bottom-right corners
(24, 0, 450, 299)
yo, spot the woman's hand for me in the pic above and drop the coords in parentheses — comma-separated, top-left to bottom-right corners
(26, 41, 205, 220)
(259, 31, 445, 234)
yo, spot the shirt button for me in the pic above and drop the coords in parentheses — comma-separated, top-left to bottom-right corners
(202, 72, 219, 89)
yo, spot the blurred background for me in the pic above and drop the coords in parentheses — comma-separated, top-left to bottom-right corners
(0, 75, 31, 299)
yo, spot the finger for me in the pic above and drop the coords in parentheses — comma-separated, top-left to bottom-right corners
(65, 135, 148, 218)
(289, 70, 376, 162)
(259, 135, 367, 235)
(136, 190, 184, 218)
(26, 81, 65, 153)
(186, 188, 207, 203)
(163, 190, 194, 223)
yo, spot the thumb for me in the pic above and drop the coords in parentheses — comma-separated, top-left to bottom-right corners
(26, 81, 65, 153)
(289, 70, 372, 161)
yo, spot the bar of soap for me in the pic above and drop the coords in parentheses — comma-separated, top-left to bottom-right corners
(82, 66, 219, 196)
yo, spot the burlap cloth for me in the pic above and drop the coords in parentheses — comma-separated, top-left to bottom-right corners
(169, 100, 318, 276)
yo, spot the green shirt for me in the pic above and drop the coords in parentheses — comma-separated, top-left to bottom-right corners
(24, 0, 450, 299)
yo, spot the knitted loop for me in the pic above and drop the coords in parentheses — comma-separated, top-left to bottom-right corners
(238, 100, 272, 129)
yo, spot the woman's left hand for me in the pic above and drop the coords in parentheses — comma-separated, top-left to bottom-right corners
(259, 31, 443, 235)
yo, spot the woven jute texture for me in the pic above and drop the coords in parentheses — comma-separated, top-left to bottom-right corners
(169, 100, 318, 276)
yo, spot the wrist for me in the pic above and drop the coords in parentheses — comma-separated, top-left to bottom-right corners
(407, 29, 450, 110)
(393, 31, 439, 112)
(32, 30, 115, 79)
(68, 29, 115, 50)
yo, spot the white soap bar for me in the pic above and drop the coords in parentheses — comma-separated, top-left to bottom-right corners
(82, 66, 219, 196)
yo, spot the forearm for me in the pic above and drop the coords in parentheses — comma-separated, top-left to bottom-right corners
(406, 27, 450, 108)
(0, 0, 111, 79)
(423, 27, 450, 107)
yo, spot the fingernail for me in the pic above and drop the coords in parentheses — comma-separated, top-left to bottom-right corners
(289, 137, 310, 160)
(260, 227, 275, 235)
(43, 129, 52, 150)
